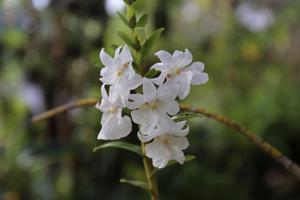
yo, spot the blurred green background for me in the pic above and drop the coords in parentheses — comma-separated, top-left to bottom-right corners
(1, 0, 300, 199)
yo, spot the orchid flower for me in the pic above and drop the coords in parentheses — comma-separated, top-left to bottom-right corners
(138, 121, 189, 168)
(96, 85, 132, 140)
(127, 78, 179, 134)
(151, 49, 209, 99)
(99, 45, 142, 103)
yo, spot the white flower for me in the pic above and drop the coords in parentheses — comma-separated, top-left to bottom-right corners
(99, 45, 142, 103)
(138, 121, 190, 168)
(96, 85, 132, 140)
(127, 78, 179, 134)
(151, 49, 209, 99)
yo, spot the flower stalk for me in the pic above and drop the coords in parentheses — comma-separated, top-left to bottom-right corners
(141, 143, 160, 200)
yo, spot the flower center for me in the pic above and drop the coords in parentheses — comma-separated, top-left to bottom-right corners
(166, 68, 181, 79)
(175, 68, 181, 75)
(144, 100, 159, 110)
(116, 62, 130, 76)
(109, 106, 118, 113)
(116, 70, 123, 76)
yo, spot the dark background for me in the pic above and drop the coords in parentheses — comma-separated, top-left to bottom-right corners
(1, 0, 300, 199)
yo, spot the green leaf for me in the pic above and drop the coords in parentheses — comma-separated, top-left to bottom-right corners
(111, 44, 120, 50)
(128, 16, 136, 29)
(95, 63, 103, 69)
(172, 112, 203, 122)
(134, 27, 146, 42)
(140, 27, 165, 58)
(117, 11, 129, 27)
(136, 14, 148, 27)
(117, 31, 134, 47)
(123, 0, 134, 5)
(168, 155, 195, 166)
(120, 179, 149, 192)
(127, 0, 144, 19)
(131, 0, 144, 11)
(93, 141, 143, 156)
(144, 68, 159, 78)
(151, 155, 196, 175)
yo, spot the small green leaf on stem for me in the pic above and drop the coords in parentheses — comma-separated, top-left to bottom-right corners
(111, 44, 119, 50)
(172, 112, 203, 122)
(123, 0, 135, 5)
(140, 27, 165, 58)
(120, 179, 149, 192)
(131, 0, 144, 11)
(93, 141, 143, 156)
(134, 27, 146, 42)
(151, 155, 196, 175)
(95, 63, 103, 69)
(117, 31, 134, 47)
(136, 14, 148, 27)
(117, 11, 129, 27)
(144, 68, 160, 78)
(128, 16, 136, 29)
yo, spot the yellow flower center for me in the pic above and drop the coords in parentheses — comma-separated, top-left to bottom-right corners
(116, 62, 130, 76)
(109, 106, 117, 113)
(144, 100, 159, 110)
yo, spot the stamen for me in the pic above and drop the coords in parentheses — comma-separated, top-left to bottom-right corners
(109, 106, 117, 113)
(117, 70, 123, 76)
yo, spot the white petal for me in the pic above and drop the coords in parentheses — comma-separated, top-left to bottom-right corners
(142, 78, 156, 101)
(127, 65, 136, 79)
(187, 61, 204, 72)
(132, 110, 159, 135)
(101, 85, 108, 99)
(131, 109, 149, 125)
(174, 75, 192, 99)
(155, 50, 173, 65)
(145, 139, 170, 168)
(150, 72, 167, 85)
(119, 45, 133, 64)
(100, 67, 118, 85)
(173, 122, 189, 137)
(127, 94, 146, 109)
(99, 48, 114, 67)
(97, 115, 132, 140)
(100, 112, 111, 125)
(114, 46, 122, 58)
(95, 99, 111, 112)
(191, 72, 209, 85)
(173, 49, 193, 68)
(123, 74, 142, 90)
(169, 136, 189, 150)
(139, 111, 159, 134)
(138, 131, 159, 142)
(160, 99, 179, 116)
(171, 147, 185, 164)
(150, 63, 169, 72)
(108, 85, 124, 105)
(157, 83, 178, 101)
(186, 61, 208, 85)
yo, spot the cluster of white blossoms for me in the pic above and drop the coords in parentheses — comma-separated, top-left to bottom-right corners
(96, 45, 208, 168)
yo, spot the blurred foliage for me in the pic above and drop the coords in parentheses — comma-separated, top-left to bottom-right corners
(1, 0, 300, 199)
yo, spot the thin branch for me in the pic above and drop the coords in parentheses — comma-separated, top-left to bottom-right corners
(31, 98, 99, 123)
(180, 104, 300, 181)
(31, 98, 300, 181)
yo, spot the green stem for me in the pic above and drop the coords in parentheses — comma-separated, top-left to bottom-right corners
(141, 143, 160, 200)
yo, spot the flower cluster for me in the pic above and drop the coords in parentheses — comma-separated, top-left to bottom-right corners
(96, 45, 208, 168)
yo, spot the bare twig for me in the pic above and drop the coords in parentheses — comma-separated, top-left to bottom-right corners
(180, 104, 300, 181)
(31, 98, 99, 123)
(31, 98, 300, 181)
